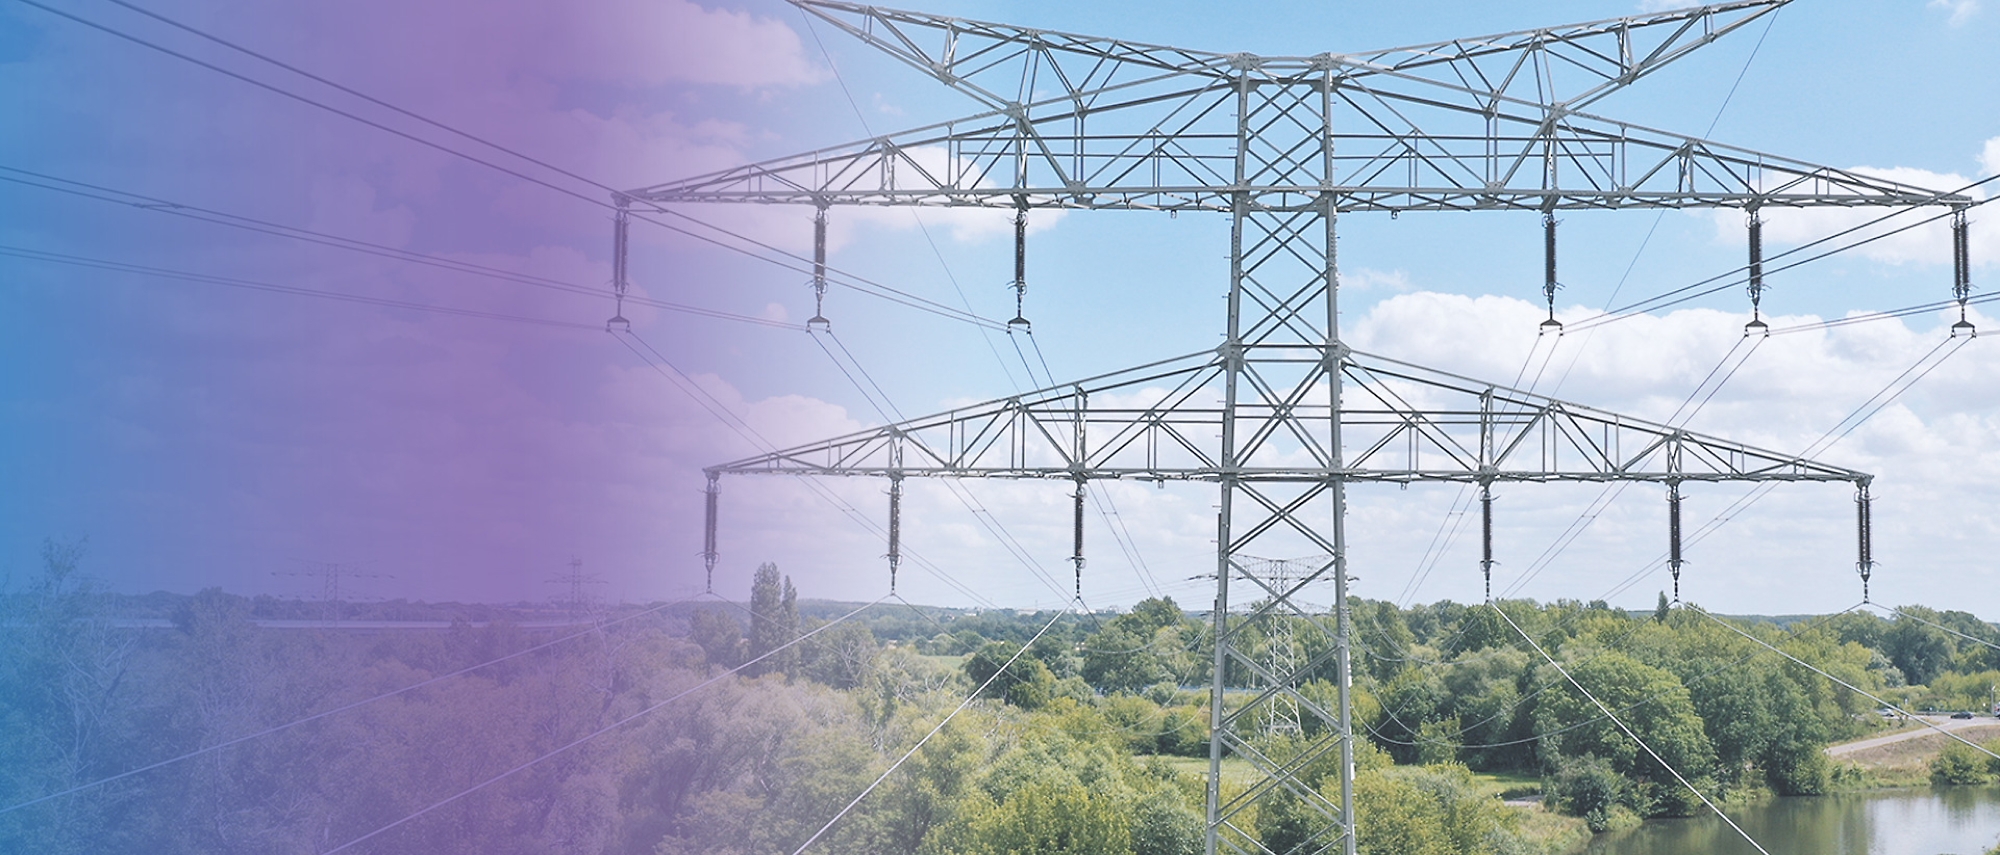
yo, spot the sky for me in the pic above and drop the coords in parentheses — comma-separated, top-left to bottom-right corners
(1, 0, 1998, 620)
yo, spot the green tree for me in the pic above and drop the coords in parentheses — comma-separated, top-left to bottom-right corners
(1546, 754, 1625, 832)
(1931, 743, 1994, 785)
(943, 778, 1133, 855)
(746, 563, 798, 677)
(688, 608, 744, 669)
(1533, 650, 1716, 815)
(1254, 790, 1327, 855)
(1883, 615, 1953, 686)
(1130, 783, 1203, 855)
(801, 620, 878, 690)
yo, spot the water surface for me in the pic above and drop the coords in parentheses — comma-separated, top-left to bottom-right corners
(1581, 786, 2000, 855)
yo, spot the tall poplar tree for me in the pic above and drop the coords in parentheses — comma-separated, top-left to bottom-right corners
(747, 563, 799, 677)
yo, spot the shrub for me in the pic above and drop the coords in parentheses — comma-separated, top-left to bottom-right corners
(1931, 743, 1994, 786)
(1545, 755, 1625, 832)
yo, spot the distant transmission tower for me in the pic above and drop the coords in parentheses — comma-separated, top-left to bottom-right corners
(547, 556, 606, 619)
(629, 3, 1970, 852)
(273, 560, 391, 623)
(1243, 555, 1328, 738)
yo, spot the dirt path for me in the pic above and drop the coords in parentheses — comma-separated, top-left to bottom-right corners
(1826, 716, 2000, 764)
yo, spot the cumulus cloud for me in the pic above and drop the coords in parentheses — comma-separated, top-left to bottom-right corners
(562, 0, 824, 88)
(1706, 144, 1999, 271)
(1343, 267, 1415, 292)
(1338, 291, 2000, 610)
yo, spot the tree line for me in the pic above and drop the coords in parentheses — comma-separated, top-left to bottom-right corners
(5, 543, 1998, 853)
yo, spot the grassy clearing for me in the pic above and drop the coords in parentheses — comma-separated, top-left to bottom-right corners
(1470, 768, 1542, 798)
(1158, 755, 1262, 791)
(1828, 722, 2000, 786)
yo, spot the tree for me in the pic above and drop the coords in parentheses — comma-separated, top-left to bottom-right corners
(746, 563, 799, 677)
(0, 539, 136, 855)
(1545, 754, 1625, 832)
(1129, 784, 1202, 855)
(1532, 649, 1716, 815)
(963, 641, 1057, 709)
(941, 778, 1133, 855)
(801, 620, 878, 690)
(688, 608, 744, 670)
(1883, 615, 1953, 686)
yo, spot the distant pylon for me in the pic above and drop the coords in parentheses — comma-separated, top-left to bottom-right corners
(548, 556, 606, 619)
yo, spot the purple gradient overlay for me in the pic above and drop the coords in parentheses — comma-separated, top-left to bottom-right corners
(0, 0, 828, 604)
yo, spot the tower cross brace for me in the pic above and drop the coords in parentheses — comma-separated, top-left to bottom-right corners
(627, 3, 1954, 852)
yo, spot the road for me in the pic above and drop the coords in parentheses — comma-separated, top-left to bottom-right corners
(1826, 715, 2000, 756)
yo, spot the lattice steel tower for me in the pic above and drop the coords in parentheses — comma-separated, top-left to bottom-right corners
(625, 2, 1970, 852)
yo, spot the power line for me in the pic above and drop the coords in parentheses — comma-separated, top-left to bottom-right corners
(13, 0, 1009, 333)
(1566, 177, 2000, 334)
(791, 605, 1070, 854)
(1396, 9, 1785, 609)
(1493, 602, 1773, 855)
(0, 595, 699, 816)
(807, 328, 1079, 605)
(1867, 602, 2000, 655)
(1688, 604, 2000, 764)
(1367, 601, 1865, 753)
(1495, 335, 1766, 600)
(319, 595, 890, 854)
(0, 244, 600, 330)
(0, 166, 803, 331)
(616, 328, 999, 608)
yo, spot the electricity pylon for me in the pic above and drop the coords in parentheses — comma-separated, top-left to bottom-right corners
(626, 2, 1969, 852)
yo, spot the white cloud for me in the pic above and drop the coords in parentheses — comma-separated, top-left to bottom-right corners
(1341, 291, 2000, 612)
(554, 0, 824, 89)
(1343, 267, 1415, 292)
(1707, 150, 1997, 270)
(1930, 0, 1982, 27)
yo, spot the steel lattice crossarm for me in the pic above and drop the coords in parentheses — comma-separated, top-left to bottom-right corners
(704, 344, 1871, 487)
(626, 1, 1967, 213)
(793, 0, 1791, 112)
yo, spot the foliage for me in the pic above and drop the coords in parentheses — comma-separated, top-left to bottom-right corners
(10, 564, 2000, 854)
(1930, 744, 1994, 785)
(1545, 754, 1625, 832)
(1929, 740, 2000, 786)
(1354, 764, 1557, 855)
(746, 563, 799, 677)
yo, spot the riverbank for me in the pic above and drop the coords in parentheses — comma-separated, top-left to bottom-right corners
(1828, 719, 2000, 787)
(1571, 785, 2000, 855)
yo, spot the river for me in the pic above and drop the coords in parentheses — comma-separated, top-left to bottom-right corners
(1580, 786, 2000, 855)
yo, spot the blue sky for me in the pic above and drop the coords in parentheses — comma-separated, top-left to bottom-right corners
(2, 0, 1998, 619)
